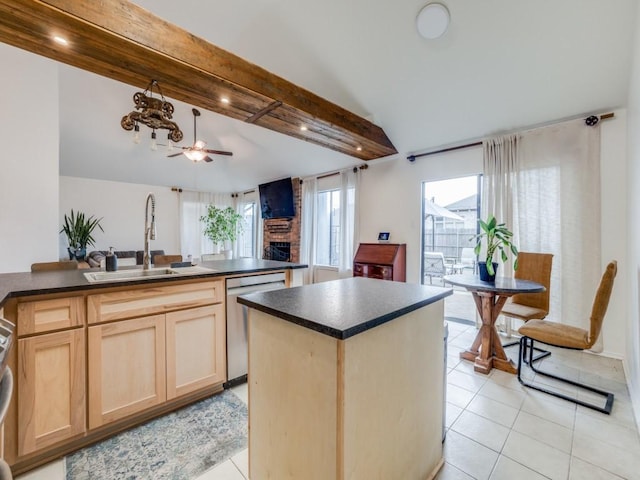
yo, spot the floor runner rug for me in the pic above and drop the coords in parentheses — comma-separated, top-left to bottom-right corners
(66, 390, 248, 479)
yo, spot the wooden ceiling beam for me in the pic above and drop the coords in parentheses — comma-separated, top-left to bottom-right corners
(0, 0, 398, 160)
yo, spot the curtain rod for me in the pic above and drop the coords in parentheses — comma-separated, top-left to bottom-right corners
(313, 164, 369, 181)
(407, 112, 615, 162)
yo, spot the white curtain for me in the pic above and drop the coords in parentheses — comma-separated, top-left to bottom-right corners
(482, 134, 520, 277)
(338, 169, 359, 278)
(233, 190, 260, 259)
(300, 178, 317, 284)
(516, 120, 602, 341)
(484, 121, 602, 340)
(179, 190, 233, 260)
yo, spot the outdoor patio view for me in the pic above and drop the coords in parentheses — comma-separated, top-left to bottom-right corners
(422, 175, 480, 325)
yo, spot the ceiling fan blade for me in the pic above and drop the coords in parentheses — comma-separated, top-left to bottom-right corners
(203, 149, 233, 156)
(167, 152, 185, 158)
(203, 156, 214, 163)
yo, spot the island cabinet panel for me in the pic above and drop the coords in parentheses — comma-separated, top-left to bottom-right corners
(87, 280, 224, 324)
(353, 243, 406, 282)
(249, 310, 338, 479)
(17, 329, 86, 456)
(88, 314, 167, 429)
(17, 297, 85, 335)
(166, 304, 226, 400)
(248, 302, 444, 480)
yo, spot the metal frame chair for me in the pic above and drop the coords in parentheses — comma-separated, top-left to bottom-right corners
(517, 261, 617, 414)
(424, 252, 447, 285)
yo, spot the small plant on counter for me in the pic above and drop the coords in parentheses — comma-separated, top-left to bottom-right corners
(200, 205, 244, 252)
(471, 214, 518, 279)
(60, 209, 104, 260)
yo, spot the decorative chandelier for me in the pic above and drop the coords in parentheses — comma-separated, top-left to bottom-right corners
(120, 79, 184, 150)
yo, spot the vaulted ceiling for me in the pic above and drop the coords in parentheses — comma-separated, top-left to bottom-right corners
(1, 0, 637, 192)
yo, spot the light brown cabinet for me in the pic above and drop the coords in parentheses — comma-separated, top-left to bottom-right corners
(88, 314, 167, 429)
(17, 328, 86, 456)
(7, 277, 230, 474)
(166, 304, 226, 399)
(86, 280, 227, 428)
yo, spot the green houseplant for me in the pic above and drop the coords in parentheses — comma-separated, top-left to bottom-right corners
(60, 209, 104, 261)
(200, 205, 244, 256)
(471, 214, 518, 280)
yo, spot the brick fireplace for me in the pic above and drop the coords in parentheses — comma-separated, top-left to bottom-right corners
(262, 178, 301, 262)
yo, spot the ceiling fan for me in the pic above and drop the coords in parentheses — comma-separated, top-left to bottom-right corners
(167, 108, 232, 162)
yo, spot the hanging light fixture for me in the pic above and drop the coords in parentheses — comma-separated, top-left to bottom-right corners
(121, 79, 184, 149)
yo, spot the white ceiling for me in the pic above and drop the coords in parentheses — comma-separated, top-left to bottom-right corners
(58, 0, 638, 192)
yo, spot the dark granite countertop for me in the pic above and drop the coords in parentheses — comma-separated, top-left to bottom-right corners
(0, 258, 306, 308)
(237, 276, 452, 340)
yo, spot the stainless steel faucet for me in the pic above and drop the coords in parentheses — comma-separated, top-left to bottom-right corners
(143, 193, 156, 270)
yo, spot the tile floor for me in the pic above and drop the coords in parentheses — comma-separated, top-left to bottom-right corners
(17, 322, 640, 480)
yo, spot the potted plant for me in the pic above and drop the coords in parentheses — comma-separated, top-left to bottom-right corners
(60, 209, 104, 261)
(471, 214, 518, 281)
(200, 205, 244, 258)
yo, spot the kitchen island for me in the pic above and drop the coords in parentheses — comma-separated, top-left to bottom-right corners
(0, 258, 305, 475)
(239, 277, 452, 480)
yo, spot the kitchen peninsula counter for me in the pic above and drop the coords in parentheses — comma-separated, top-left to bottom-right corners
(0, 258, 306, 308)
(0, 258, 306, 475)
(239, 277, 452, 480)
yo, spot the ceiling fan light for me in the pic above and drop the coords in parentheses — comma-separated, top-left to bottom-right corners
(184, 149, 207, 162)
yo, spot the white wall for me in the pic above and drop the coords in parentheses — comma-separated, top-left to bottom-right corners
(359, 116, 629, 359)
(625, 3, 640, 426)
(0, 45, 59, 273)
(59, 176, 180, 258)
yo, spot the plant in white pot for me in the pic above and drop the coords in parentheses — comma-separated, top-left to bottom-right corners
(471, 214, 518, 281)
(200, 205, 244, 259)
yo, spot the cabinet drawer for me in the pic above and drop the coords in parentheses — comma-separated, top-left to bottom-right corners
(370, 265, 392, 280)
(87, 280, 223, 324)
(17, 297, 85, 335)
(353, 263, 367, 277)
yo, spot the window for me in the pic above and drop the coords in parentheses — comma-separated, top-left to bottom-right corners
(241, 201, 257, 258)
(315, 189, 341, 266)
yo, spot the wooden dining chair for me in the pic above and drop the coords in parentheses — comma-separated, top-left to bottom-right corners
(31, 260, 79, 272)
(153, 254, 182, 266)
(517, 261, 617, 414)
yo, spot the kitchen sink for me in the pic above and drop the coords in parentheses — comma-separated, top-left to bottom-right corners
(83, 265, 215, 283)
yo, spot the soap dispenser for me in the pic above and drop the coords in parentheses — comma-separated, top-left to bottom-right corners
(106, 247, 118, 272)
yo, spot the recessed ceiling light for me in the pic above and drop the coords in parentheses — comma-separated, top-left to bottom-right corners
(53, 35, 69, 46)
(357, 146, 362, 151)
(300, 126, 308, 131)
(221, 97, 230, 104)
(416, 3, 450, 40)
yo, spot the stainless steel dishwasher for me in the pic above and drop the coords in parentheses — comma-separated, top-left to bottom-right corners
(225, 272, 287, 387)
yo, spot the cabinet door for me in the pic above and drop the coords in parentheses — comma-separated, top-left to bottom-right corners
(166, 304, 226, 400)
(88, 315, 166, 429)
(18, 329, 86, 455)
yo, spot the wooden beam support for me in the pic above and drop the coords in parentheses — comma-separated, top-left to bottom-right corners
(0, 0, 398, 160)
(245, 101, 283, 125)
